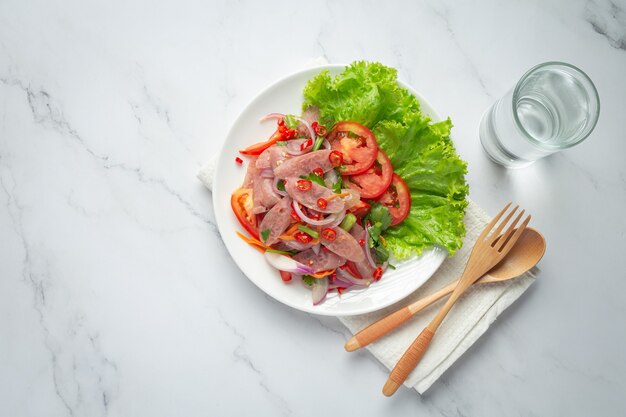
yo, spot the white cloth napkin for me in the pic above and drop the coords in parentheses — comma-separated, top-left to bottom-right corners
(198, 58, 537, 394)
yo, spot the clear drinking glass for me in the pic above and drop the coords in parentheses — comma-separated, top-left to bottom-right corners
(479, 62, 600, 168)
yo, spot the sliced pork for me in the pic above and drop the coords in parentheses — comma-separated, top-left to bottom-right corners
(242, 156, 259, 188)
(294, 249, 344, 273)
(321, 226, 365, 263)
(273, 149, 334, 179)
(258, 197, 293, 245)
(252, 177, 280, 214)
(349, 224, 375, 279)
(284, 177, 344, 214)
(256, 145, 290, 170)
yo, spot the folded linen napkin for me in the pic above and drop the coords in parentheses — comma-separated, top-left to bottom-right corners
(198, 58, 537, 394)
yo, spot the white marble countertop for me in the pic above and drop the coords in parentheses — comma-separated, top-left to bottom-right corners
(2, 0, 626, 415)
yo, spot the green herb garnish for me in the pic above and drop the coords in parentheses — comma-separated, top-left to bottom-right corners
(332, 174, 343, 194)
(283, 114, 300, 129)
(312, 136, 324, 151)
(276, 179, 286, 192)
(261, 229, 270, 242)
(300, 173, 325, 187)
(297, 224, 319, 239)
(302, 275, 315, 286)
(265, 248, 293, 256)
(339, 213, 356, 231)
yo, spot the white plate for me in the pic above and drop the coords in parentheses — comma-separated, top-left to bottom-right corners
(213, 65, 448, 316)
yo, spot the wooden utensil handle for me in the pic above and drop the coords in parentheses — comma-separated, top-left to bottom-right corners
(346, 307, 413, 351)
(382, 327, 435, 396)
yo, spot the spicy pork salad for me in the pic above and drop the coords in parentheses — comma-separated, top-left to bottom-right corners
(231, 62, 469, 305)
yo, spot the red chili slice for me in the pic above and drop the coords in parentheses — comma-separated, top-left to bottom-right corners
(296, 179, 312, 191)
(321, 228, 336, 241)
(328, 150, 344, 167)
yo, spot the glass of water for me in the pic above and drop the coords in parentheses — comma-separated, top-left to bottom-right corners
(480, 62, 600, 168)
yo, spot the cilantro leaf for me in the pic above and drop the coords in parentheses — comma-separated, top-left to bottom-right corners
(302, 275, 315, 286)
(300, 173, 326, 187)
(332, 174, 343, 194)
(261, 229, 270, 243)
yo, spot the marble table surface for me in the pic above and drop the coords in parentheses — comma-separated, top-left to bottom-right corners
(2, 0, 626, 415)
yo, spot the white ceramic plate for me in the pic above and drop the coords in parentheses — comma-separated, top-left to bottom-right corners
(213, 65, 448, 316)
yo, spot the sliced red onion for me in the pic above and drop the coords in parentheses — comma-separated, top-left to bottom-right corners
(265, 252, 314, 275)
(337, 267, 370, 287)
(322, 139, 331, 149)
(311, 243, 321, 255)
(324, 169, 338, 188)
(259, 168, 274, 178)
(260, 112, 285, 122)
(311, 277, 329, 305)
(328, 211, 346, 228)
(329, 282, 354, 291)
(286, 139, 312, 156)
(272, 177, 288, 196)
(341, 189, 360, 209)
(283, 239, 313, 251)
(363, 226, 377, 269)
(295, 116, 316, 142)
(293, 201, 344, 226)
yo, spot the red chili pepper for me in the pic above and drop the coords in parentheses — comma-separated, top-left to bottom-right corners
(279, 270, 292, 282)
(373, 267, 384, 281)
(339, 264, 347, 270)
(330, 271, 337, 282)
(329, 150, 343, 167)
(296, 179, 312, 191)
(317, 198, 328, 210)
(322, 227, 336, 241)
(278, 118, 285, 127)
(337, 287, 346, 295)
(315, 125, 327, 136)
(294, 232, 313, 244)
(358, 239, 365, 246)
(312, 167, 324, 177)
(235, 157, 243, 164)
(311, 121, 318, 130)
(301, 138, 313, 151)
(291, 210, 300, 222)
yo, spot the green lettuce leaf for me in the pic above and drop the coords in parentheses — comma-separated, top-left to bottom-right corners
(374, 115, 468, 257)
(302, 61, 469, 258)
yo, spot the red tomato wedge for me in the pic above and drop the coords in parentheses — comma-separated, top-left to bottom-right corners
(348, 200, 371, 218)
(239, 130, 283, 156)
(327, 122, 378, 175)
(231, 188, 259, 238)
(377, 174, 411, 226)
(342, 150, 393, 199)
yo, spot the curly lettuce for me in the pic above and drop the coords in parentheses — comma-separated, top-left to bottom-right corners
(302, 61, 469, 258)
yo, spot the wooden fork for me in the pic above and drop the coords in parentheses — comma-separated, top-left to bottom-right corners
(382, 202, 531, 396)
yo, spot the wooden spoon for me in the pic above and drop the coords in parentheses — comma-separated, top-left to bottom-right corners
(344, 227, 546, 352)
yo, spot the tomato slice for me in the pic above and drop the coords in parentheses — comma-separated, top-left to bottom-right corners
(377, 174, 411, 226)
(327, 122, 378, 175)
(231, 188, 259, 238)
(239, 130, 283, 156)
(349, 200, 371, 218)
(342, 150, 393, 199)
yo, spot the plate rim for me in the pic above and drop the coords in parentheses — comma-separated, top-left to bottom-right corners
(213, 64, 449, 317)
